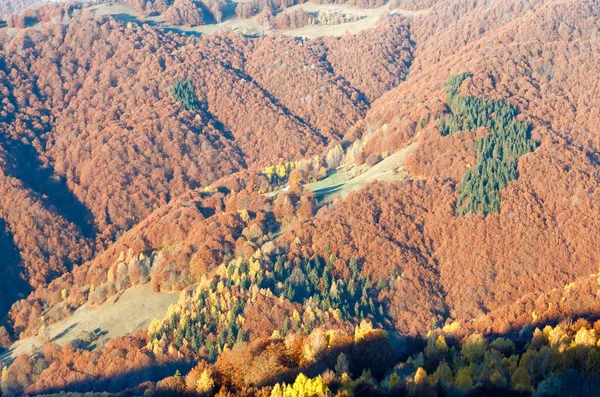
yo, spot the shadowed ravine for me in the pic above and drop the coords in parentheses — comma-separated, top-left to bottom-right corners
(0, 218, 30, 320)
(2, 138, 97, 239)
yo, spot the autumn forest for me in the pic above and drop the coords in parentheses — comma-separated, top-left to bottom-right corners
(1, 0, 600, 395)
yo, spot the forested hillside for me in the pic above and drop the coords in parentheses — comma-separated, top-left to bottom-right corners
(2, 0, 600, 395)
(0, 10, 413, 325)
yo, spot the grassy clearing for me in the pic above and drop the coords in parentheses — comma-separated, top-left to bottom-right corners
(0, 284, 179, 365)
(89, 1, 427, 38)
(307, 142, 417, 204)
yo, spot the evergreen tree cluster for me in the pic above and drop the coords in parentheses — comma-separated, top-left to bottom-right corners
(439, 73, 537, 216)
(170, 79, 201, 112)
(442, 71, 473, 100)
(148, 252, 387, 360)
(267, 255, 385, 326)
(149, 277, 246, 362)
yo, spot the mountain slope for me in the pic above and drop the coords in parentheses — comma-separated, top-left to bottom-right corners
(2, 0, 600, 395)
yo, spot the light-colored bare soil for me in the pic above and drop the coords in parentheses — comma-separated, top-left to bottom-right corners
(0, 284, 179, 364)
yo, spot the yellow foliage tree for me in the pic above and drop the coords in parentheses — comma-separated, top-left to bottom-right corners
(414, 367, 427, 384)
(511, 367, 533, 392)
(435, 335, 449, 352)
(276, 164, 287, 179)
(304, 329, 327, 363)
(490, 337, 515, 354)
(388, 372, 401, 389)
(237, 209, 251, 224)
(461, 333, 486, 365)
(455, 367, 473, 391)
(340, 372, 356, 393)
(490, 370, 507, 388)
(574, 327, 597, 347)
(442, 321, 460, 333)
(432, 362, 453, 386)
(325, 145, 344, 169)
(354, 320, 375, 342)
(148, 318, 162, 335)
(108, 267, 115, 283)
(196, 369, 215, 394)
(263, 166, 275, 181)
(272, 373, 329, 397)
(271, 383, 283, 397)
(545, 325, 568, 347)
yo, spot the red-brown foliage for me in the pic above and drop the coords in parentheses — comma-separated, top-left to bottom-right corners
(163, 0, 205, 26)
(4, 2, 600, 395)
(1, 332, 179, 395)
(268, 9, 312, 29)
(317, 16, 414, 103)
(245, 35, 368, 140)
(0, 9, 412, 312)
(236, 0, 387, 20)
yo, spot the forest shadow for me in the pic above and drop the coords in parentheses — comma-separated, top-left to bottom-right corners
(50, 322, 80, 342)
(34, 360, 194, 395)
(2, 138, 97, 239)
(110, 13, 141, 23)
(20, 309, 600, 395)
(113, 13, 162, 27)
(200, 108, 237, 142)
(163, 27, 203, 37)
(71, 328, 109, 350)
(0, 218, 31, 321)
(282, 333, 417, 385)
(312, 183, 344, 200)
(196, 204, 216, 219)
(476, 312, 600, 343)
(24, 17, 38, 28)
(219, 0, 239, 23)
(586, 151, 600, 167)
